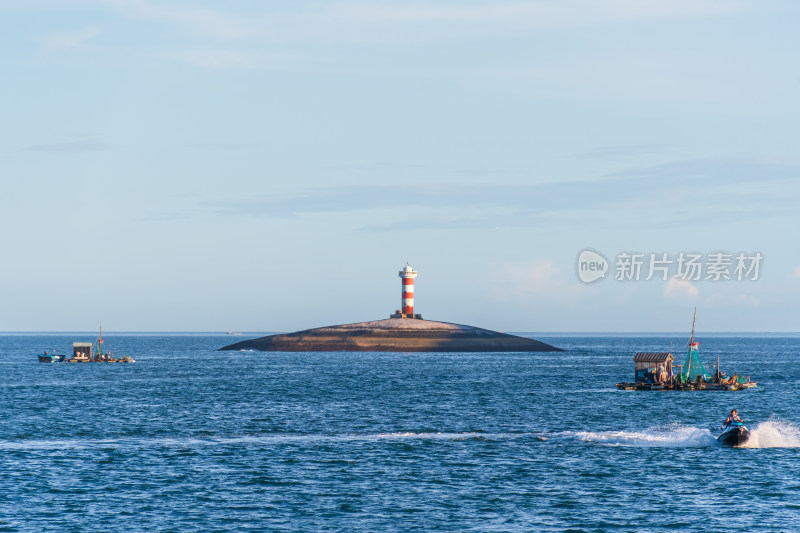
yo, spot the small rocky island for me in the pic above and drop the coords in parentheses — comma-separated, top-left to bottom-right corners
(220, 317, 561, 352)
(221, 264, 560, 353)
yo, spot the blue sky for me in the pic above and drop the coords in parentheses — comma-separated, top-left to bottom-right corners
(1, 0, 799, 332)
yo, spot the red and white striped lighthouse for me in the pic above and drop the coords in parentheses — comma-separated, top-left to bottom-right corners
(400, 263, 417, 315)
(392, 263, 421, 319)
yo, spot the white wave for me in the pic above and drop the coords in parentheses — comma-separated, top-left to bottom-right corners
(741, 418, 800, 448)
(567, 419, 800, 449)
(5, 423, 796, 451)
(571, 425, 718, 448)
(0, 432, 532, 450)
(371, 431, 513, 440)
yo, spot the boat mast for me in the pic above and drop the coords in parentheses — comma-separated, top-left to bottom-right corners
(684, 307, 699, 381)
(97, 322, 104, 357)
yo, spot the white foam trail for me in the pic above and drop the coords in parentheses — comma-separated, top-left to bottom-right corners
(373, 432, 488, 439)
(569, 419, 800, 449)
(572, 425, 718, 448)
(0, 432, 531, 450)
(4, 423, 796, 451)
(741, 419, 800, 448)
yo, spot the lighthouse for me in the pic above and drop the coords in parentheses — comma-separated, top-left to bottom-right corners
(391, 263, 422, 319)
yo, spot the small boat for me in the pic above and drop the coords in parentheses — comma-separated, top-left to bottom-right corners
(717, 421, 750, 447)
(37, 352, 65, 363)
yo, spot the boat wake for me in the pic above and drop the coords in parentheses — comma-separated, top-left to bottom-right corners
(565, 419, 800, 449)
(740, 419, 800, 448)
(0, 432, 532, 450)
(569, 424, 717, 448)
(3, 421, 798, 451)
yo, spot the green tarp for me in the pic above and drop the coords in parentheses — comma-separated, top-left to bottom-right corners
(680, 343, 708, 382)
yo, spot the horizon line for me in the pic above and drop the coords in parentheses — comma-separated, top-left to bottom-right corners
(2, 330, 800, 336)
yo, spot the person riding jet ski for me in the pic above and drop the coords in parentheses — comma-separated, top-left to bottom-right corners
(722, 409, 743, 429)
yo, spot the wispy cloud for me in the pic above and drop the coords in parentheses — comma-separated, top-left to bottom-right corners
(202, 156, 800, 230)
(492, 260, 560, 294)
(488, 259, 582, 303)
(172, 49, 261, 69)
(98, 0, 750, 47)
(609, 156, 800, 183)
(362, 213, 526, 232)
(80, 0, 754, 74)
(704, 293, 760, 308)
(43, 27, 101, 49)
(100, 0, 248, 40)
(323, 161, 425, 173)
(339, 0, 745, 28)
(23, 139, 109, 152)
(192, 142, 258, 150)
(576, 144, 677, 160)
(172, 48, 321, 71)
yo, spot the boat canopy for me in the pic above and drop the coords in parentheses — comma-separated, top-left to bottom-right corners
(633, 352, 673, 363)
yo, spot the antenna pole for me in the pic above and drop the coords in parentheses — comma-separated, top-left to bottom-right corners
(98, 322, 104, 357)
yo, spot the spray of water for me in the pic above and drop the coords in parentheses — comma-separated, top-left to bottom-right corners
(571, 418, 800, 449)
(741, 418, 800, 448)
(572, 424, 717, 448)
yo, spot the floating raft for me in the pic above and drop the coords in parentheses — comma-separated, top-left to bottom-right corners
(616, 309, 757, 391)
(37, 353, 135, 363)
(616, 380, 758, 391)
(37, 326, 135, 363)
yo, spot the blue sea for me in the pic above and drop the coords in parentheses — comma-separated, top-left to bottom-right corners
(1, 333, 799, 532)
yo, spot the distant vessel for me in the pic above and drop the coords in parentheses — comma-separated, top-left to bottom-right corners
(37, 351, 65, 363)
(37, 325, 135, 363)
(616, 309, 757, 391)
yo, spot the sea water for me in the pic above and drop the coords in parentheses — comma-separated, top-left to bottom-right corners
(1, 334, 798, 532)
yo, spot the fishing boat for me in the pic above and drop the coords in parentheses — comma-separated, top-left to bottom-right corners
(37, 351, 65, 363)
(717, 421, 750, 447)
(88, 325, 135, 362)
(37, 325, 135, 363)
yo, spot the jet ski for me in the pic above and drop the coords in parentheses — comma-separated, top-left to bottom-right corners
(717, 421, 750, 447)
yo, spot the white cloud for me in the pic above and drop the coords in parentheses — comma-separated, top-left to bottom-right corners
(172, 49, 261, 70)
(23, 139, 109, 152)
(44, 27, 101, 49)
(171, 48, 313, 70)
(98, 0, 749, 45)
(100, 0, 249, 40)
(704, 293, 760, 308)
(488, 260, 579, 302)
(86, 0, 754, 73)
(340, 0, 745, 26)
(664, 276, 699, 298)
